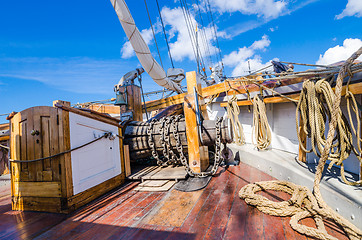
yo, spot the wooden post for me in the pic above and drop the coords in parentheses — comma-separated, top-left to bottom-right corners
(119, 85, 143, 121)
(298, 115, 307, 162)
(184, 71, 209, 173)
(123, 145, 131, 177)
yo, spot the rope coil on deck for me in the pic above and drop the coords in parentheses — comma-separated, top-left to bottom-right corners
(240, 47, 362, 240)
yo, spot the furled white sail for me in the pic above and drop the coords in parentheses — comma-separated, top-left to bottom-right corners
(110, 0, 183, 93)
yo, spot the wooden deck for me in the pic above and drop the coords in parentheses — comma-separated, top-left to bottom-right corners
(0, 163, 348, 240)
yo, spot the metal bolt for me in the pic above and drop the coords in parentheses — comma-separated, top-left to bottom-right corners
(351, 214, 355, 220)
(335, 208, 339, 212)
(193, 160, 197, 166)
(287, 177, 290, 180)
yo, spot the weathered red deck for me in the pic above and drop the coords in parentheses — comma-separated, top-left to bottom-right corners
(0, 163, 348, 239)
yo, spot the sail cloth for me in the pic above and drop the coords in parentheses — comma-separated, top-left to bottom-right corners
(111, 0, 183, 94)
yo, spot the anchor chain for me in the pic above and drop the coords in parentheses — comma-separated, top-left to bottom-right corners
(147, 118, 163, 166)
(172, 115, 223, 177)
(147, 115, 223, 176)
(164, 116, 179, 165)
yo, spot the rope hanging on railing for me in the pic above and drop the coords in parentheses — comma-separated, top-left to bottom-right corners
(226, 95, 245, 145)
(296, 78, 362, 186)
(252, 94, 271, 150)
(240, 47, 362, 240)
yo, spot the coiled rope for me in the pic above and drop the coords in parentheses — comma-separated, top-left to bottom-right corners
(296, 78, 362, 186)
(252, 94, 272, 150)
(240, 47, 362, 240)
(226, 95, 245, 145)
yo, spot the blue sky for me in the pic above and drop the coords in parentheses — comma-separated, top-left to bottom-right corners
(1, 0, 361, 122)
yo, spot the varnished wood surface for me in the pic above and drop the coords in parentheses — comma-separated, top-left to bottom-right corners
(0, 163, 349, 240)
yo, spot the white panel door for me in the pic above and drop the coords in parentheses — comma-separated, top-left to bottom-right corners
(69, 112, 121, 195)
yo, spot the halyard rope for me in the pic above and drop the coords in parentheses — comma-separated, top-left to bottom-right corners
(240, 47, 362, 240)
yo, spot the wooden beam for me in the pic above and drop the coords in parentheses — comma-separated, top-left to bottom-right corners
(54, 104, 120, 127)
(220, 93, 300, 107)
(143, 76, 306, 112)
(123, 145, 131, 177)
(144, 93, 186, 112)
(184, 72, 209, 173)
(0, 123, 9, 131)
(298, 115, 307, 163)
(124, 85, 142, 121)
(0, 136, 9, 141)
(219, 81, 362, 107)
(87, 104, 120, 115)
(202, 76, 306, 98)
(143, 76, 362, 112)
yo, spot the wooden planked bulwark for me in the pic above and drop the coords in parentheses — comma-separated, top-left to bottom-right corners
(12, 196, 62, 212)
(10, 103, 125, 213)
(13, 182, 61, 198)
(66, 174, 125, 213)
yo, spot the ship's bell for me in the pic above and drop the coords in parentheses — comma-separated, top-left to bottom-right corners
(114, 92, 127, 106)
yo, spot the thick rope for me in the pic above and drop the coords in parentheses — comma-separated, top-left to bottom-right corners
(226, 95, 245, 145)
(240, 47, 362, 240)
(296, 78, 362, 186)
(252, 94, 272, 150)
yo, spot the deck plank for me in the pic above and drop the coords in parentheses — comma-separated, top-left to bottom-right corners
(203, 167, 241, 240)
(0, 163, 351, 240)
(243, 164, 265, 240)
(34, 182, 139, 240)
(259, 170, 285, 240)
(188, 167, 231, 239)
(222, 164, 250, 239)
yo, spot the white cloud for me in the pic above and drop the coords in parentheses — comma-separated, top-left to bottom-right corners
(0, 57, 130, 94)
(222, 0, 318, 37)
(336, 0, 362, 19)
(269, 26, 278, 32)
(161, 7, 224, 63)
(121, 25, 160, 59)
(223, 35, 272, 76)
(210, 0, 287, 19)
(316, 38, 362, 65)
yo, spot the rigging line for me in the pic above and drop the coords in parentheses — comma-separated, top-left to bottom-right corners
(280, 61, 335, 69)
(194, 0, 213, 68)
(155, 0, 175, 68)
(203, 0, 219, 63)
(144, 0, 164, 69)
(185, 0, 207, 72)
(182, 0, 206, 72)
(179, 0, 199, 68)
(205, 0, 223, 69)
